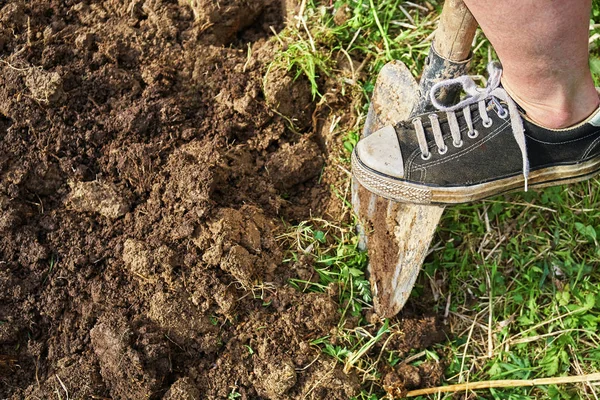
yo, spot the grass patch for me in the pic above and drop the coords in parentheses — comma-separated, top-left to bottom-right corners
(279, 217, 371, 320)
(276, 0, 600, 398)
(427, 182, 600, 399)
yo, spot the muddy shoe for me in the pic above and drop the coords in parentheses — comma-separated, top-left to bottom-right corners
(352, 62, 600, 204)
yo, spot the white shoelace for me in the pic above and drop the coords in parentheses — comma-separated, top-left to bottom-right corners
(411, 62, 529, 190)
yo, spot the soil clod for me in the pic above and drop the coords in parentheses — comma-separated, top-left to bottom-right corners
(67, 181, 130, 219)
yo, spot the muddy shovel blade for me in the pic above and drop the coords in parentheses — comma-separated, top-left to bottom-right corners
(352, 0, 477, 318)
(351, 61, 444, 318)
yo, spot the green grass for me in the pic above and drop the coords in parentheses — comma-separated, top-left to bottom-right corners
(275, 1, 600, 399)
(422, 182, 600, 399)
(280, 218, 371, 320)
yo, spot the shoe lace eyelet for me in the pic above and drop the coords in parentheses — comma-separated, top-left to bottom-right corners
(468, 129, 479, 139)
(421, 152, 432, 161)
(482, 119, 493, 128)
(453, 139, 463, 148)
(438, 146, 448, 155)
(497, 107, 508, 119)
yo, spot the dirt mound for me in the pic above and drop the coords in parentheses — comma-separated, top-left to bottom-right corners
(0, 0, 447, 398)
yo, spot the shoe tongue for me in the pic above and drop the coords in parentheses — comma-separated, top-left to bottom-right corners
(497, 82, 530, 117)
(505, 94, 528, 116)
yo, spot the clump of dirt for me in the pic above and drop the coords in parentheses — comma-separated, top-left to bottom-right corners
(266, 136, 324, 190)
(186, 0, 268, 45)
(0, 0, 448, 398)
(253, 354, 298, 398)
(24, 67, 65, 104)
(264, 65, 316, 130)
(148, 290, 219, 351)
(381, 316, 447, 397)
(67, 180, 131, 219)
(163, 377, 202, 400)
(90, 315, 164, 399)
(383, 360, 445, 398)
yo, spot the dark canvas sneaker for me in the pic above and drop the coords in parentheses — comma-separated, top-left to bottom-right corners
(352, 62, 600, 205)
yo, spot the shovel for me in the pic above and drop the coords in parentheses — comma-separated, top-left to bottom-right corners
(352, 0, 478, 318)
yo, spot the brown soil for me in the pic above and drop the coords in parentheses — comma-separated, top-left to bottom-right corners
(0, 0, 447, 398)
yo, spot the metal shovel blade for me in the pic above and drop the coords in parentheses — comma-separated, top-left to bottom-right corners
(351, 60, 444, 318)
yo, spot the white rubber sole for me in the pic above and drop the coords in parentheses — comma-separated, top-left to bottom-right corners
(352, 150, 600, 205)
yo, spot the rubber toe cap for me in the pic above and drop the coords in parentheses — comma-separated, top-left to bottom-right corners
(355, 125, 404, 178)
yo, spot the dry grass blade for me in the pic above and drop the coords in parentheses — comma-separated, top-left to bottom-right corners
(405, 373, 600, 397)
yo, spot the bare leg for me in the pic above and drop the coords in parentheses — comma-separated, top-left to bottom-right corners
(464, 0, 599, 129)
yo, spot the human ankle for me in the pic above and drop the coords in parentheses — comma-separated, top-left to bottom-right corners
(522, 105, 596, 129)
(502, 79, 600, 129)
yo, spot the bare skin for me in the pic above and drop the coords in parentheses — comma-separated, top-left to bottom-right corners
(464, 0, 599, 129)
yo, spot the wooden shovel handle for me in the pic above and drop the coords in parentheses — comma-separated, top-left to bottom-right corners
(434, 0, 478, 62)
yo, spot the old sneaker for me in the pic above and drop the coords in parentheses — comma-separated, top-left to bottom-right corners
(352, 62, 600, 204)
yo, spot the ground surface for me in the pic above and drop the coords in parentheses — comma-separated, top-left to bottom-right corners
(0, 1, 446, 398)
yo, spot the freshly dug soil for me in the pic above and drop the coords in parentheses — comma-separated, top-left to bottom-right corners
(0, 0, 446, 398)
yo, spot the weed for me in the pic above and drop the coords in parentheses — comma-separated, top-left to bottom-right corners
(280, 218, 370, 318)
(228, 383, 242, 400)
(343, 129, 360, 154)
(42, 254, 57, 286)
(227, 389, 241, 400)
(265, 6, 334, 98)
(244, 345, 255, 355)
